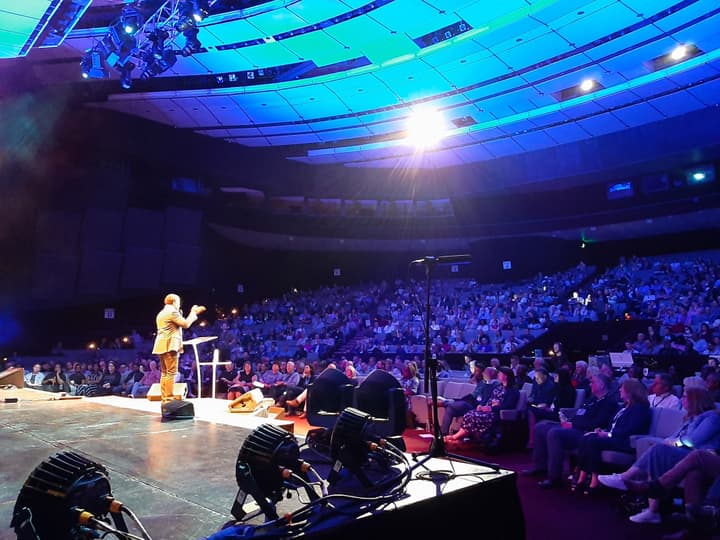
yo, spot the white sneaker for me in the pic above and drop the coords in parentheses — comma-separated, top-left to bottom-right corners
(598, 473, 628, 491)
(629, 508, 661, 524)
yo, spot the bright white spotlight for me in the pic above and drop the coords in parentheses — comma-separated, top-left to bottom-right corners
(670, 44, 688, 61)
(405, 107, 446, 149)
(692, 171, 706, 182)
(580, 78, 595, 92)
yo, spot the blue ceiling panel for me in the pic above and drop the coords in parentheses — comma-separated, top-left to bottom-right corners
(469, 17, 543, 50)
(246, 7, 307, 37)
(630, 77, 681, 98)
(687, 78, 720, 106)
(652, 0, 720, 33)
(481, 137, 526, 158)
(562, 99, 606, 118)
(500, 32, 573, 71)
(266, 132, 322, 145)
(555, 2, 640, 46)
(456, 1, 531, 30)
(225, 127, 264, 137)
(592, 90, 640, 110)
(610, 102, 666, 127)
(324, 89, 400, 113)
(374, 66, 452, 101)
(527, 110, 570, 128)
(311, 126, 374, 143)
(666, 64, 720, 87)
(278, 85, 350, 119)
(531, 0, 590, 26)
(281, 33, 353, 68)
(202, 19, 259, 46)
(576, 112, 629, 136)
(582, 24, 661, 62)
(237, 137, 271, 147)
(468, 126, 513, 142)
(286, 0, 349, 25)
(439, 53, 510, 88)
(451, 142, 496, 163)
(230, 42, 304, 70)
(512, 131, 558, 152)
(543, 122, 590, 144)
(671, 13, 720, 46)
(173, 97, 221, 126)
(373, 0, 455, 36)
(258, 123, 313, 135)
(649, 90, 708, 117)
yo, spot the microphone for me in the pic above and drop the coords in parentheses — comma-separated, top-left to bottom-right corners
(410, 254, 472, 265)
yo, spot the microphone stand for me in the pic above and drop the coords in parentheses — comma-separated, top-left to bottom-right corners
(410, 257, 500, 472)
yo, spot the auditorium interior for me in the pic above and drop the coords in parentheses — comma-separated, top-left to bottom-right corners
(2, 1, 720, 540)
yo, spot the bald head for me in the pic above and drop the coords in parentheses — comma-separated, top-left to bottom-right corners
(164, 293, 180, 306)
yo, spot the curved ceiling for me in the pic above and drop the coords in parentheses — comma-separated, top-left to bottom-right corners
(3, 0, 718, 174)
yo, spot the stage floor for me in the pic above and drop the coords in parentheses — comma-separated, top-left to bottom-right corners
(0, 389, 521, 540)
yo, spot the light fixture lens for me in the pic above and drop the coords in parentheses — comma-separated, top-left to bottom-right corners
(405, 107, 446, 149)
(670, 44, 688, 61)
(580, 78, 595, 92)
(692, 172, 706, 181)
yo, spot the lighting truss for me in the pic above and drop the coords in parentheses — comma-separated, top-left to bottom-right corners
(81, 0, 210, 89)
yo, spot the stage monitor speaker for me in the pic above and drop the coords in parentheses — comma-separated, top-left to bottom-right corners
(0, 368, 24, 388)
(161, 400, 194, 421)
(147, 382, 187, 401)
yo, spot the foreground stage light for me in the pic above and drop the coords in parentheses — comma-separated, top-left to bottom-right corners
(405, 107, 446, 149)
(329, 407, 396, 487)
(11, 452, 114, 540)
(233, 424, 309, 521)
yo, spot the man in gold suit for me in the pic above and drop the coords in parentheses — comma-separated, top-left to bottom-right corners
(152, 293, 205, 404)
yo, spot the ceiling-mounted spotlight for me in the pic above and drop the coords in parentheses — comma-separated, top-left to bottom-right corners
(181, 27, 202, 56)
(120, 61, 135, 89)
(579, 78, 596, 92)
(670, 44, 688, 61)
(80, 49, 107, 79)
(191, 0, 209, 22)
(405, 106, 447, 149)
(120, 6, 144, 35)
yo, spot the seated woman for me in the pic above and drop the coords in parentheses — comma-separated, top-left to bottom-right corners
(281, 364, 315, 415)
(444, 367, 519, 445)
(598, 388, 720, 524)
(227, 361, 256, 401)
(572, 378, 651, 494)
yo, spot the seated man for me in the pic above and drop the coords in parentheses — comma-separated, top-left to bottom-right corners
(24, 364, 47, 390)
(523, 373, 618, 489)
(648, 372, 682, 409)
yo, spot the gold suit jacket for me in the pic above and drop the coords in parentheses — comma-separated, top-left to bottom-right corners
(151, 305, 198, 355)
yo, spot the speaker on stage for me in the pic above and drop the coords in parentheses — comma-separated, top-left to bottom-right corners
(0, 368, 24, 388)
(147, 382, 187, 401)
(161, 400, 195, 421)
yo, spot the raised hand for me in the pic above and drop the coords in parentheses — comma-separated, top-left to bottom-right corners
(191, 305, 207, 315)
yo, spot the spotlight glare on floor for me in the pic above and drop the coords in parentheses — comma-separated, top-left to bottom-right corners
(405, 107, 446, 149)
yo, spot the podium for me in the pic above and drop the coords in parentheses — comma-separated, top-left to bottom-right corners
(182, 336, 222, 399)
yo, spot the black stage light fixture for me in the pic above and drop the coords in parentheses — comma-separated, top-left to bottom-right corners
(329, 407, 388, 487)
(120, 6, 145, 36)
(11, 452, 114, 540)
(232, 423, 307, 522)
(119, 61, 135, 89)
(80, 49, 107, 79)
(181, 27, 202, 56)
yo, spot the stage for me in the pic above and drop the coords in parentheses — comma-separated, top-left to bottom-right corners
(0, 389, 524, 540)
